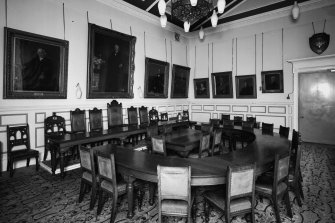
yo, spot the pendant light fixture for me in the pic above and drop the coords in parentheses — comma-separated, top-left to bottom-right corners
(199, 27, 204, 40)
(160, 14, 167, 27)
(184, 21, 191, 32)
(291, 1, 300, 20)
(217, 0, 226, 14)
(158, 0, 166, 16)
(211, 10, 218, 27)
(190, 0, 198, 7)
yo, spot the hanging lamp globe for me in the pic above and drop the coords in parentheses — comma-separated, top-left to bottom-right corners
(291, 1, 300, 20)
(217, 0, 226, 14)
(158, 0, 166, 16)
(211, 10, 218, 27)
(160, 14, 167, 27)
(199, 27, 205, 40)
(190, 0, 198, 7)
(184, 21, 191, 32)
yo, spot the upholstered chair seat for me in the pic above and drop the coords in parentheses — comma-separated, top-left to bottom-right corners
(188, 151, 209, 158)
(161, 200, 188, 216)
(188, 132, 211, 158)
(100, 179, 127, 194)
(255, 179, 288, 196)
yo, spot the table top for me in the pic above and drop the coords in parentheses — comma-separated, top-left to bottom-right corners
(94, 128, 289, 186)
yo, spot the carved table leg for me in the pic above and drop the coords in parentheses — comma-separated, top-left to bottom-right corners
(51, 145, 56, 175)
(59, 151, 65, 179)
(123, 175, 136, 218)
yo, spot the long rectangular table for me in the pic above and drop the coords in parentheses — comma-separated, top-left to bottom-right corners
(48, 120, 190, 178)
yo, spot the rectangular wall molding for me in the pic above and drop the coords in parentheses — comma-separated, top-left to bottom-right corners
(35, 127, 45, 148)
(232, 105, 248, 112)
(216, 105, 230, 112)
(191, 105, 202, 111)
(268, 106, 286, 114)
(255, 115, 286, 128)
(250, 106, 266, 113)
(0, 114, 28, 127)
(203, 105, 215, 111)
(35, 112, 46, 124)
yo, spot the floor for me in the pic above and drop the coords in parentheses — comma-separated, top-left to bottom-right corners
(0, 142, 334, 223)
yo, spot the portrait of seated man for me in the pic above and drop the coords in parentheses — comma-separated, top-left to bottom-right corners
(265, 74, 280, 90)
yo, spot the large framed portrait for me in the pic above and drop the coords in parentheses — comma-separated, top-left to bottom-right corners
(236, 75, 257, 98)
(261, 70, 283, 93)
(3, 27, 68, 99)
(87, 23, 136, 98)
(144, 57, 169, 98)
(194, 78, 210, 98)
(171, 64, 190, 98)
(211, 71, 233, 98)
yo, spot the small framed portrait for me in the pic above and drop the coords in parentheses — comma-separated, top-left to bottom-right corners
(171, 64, 190, 98)
(194, 78, 210, 98)
(3, 27, 69, 99)
(261, 70, 283, 93)
(236, 75, 257, 99)
(87, 23, 136, 98)
(144, 57, 170, 98)
(211, 71, 233, 98)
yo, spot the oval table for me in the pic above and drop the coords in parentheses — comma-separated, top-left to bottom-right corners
(93, 128, 290, 218)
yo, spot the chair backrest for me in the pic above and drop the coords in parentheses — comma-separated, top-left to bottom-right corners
(7, 124, 31, 154)
(221, 114, 230, 121)
(151, 135, 167, 156)
(223, 119, 234, 129)
(139, 106, 149, 126)
(242, 121, 254, 132)
(96, 152, 117, 194)
(157, 165, 191, 203)
(279, 125, 290, 138)
(211, 128, 223, 155)
(107, 100, 123, 128)
(291, 129, 301, 165)
(149, 107, 159, 124)
(160, 112, 168, 121)
(246, 116, 256, 124)
(201, 123, 214, 133)
(273, 153, 290, 189)
(162, 123, 173, 135)
(147, 124, 159, 139)
(89, 107, 103, 132)
(209, 118, 220, 127)
(127, 106, 138, 126)
(182, 110, 190, 121)
(262, 122, 274, 135)
(199, 132, 211, 158)
(70, 108, 86, 133)
(233, 116, 243, 126)
(44, 113, 66, 148)
(79, 146, 96, 185)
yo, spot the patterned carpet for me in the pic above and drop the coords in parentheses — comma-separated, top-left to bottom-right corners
(0, 142, 334, 223)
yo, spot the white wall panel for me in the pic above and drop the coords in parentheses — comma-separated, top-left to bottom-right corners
(236, 35, 255, 75)
(195, 44, 210, 78)
(0, 114, 28, 126)
(216, 105, 230, 112)
(268, 106, 286, 114)
(263, 29, 283, 70)
(212, 41, 233, 72)
(192, 112, 211, 122)
(250, 106, 266, 113)
(256, 115, 286, 129)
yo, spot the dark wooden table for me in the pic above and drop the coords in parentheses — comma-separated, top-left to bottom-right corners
(48, 120, 190, 178)
(94, 128, 289, 218)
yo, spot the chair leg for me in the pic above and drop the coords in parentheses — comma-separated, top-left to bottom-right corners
(284, 191, 293, 218)
(79, 180, 86, 203)
(149, 183, 156, 206)
(10, 160, 14, 177)
(204, 200, 209, 223)
(43, 147, 48, 161)
(136, 188, 144, 211)
(90, 184, 97, 210)
(272, 197, 281, 223)
(36, 156, 39, 171)
(294, 182, 302, 207)
(27, 158, 30, 167)
(251, 206, 256, 223)
(97, 190, 104, 216)
(298, 181, 304, 200)
(110, 194, 118, 223)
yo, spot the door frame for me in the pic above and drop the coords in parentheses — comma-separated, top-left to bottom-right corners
(287, 55, 335, 131)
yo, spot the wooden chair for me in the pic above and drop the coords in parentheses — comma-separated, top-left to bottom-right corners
(242, 121, 254, 132)
(188, 132, 211, 158)
(144, 124, 159, 152)
(223, 119, 234, 129)
(279, 125, 290, 139)
(262, 122, 274, 135)
(78, 146, 98, 210)
(89, 107, 103, 132)
(203, 163, 256, 223)
(127, 106, 138, 126)
(162, 123, 173, 135)
(289, 141, 304, 206)
(209, 118, 220, 127)
(255, 153, 292, 223)
(233, 116, 243, 126)
(160, 112, 168, 121)
(246, 116, 256, 124)
(139, 106, 149, 127)
(70, 108, 86, 133)
(44, 112, 66, 161)
(211, 128, 223, 156)
(151, 135, 167, 156)
(107, 100, 124, 128)
(149, 107, 159, 125)
(157, 165, 194, 223)
(7, 124, 39, 177)
(221, 114, 230, 125)
(96, 152, 127, 222)
(182, 110, 190, 121)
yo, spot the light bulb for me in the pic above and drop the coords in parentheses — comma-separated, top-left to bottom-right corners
(184, 21, 190, 32)
(199, 27, 204, 40)
(292, 1, 300, 20)
(158, 0, 166, 16)
(190, 0, 197, 6)
(217, 0, 226, 14)
(211, 10, 218, 27)
(160, 14, 167, 27)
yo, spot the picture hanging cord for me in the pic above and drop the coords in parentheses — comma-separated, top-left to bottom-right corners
(186, 45, 188, 67)
(261, 32, 263, 71)
(232, 38, 234, 72)
(110, 19, 113, 30)
(312, 20, 327, 34)
(144, 31, 146, 57)
(170, 40, 173, 66)
(194, 45, 197, 78)
(254, 34, 256, 74)
(86, 11, 89, 24)
(62, 3, 66, 40)
(165, 38, 167, 62)
(207, 43, 210, 78)
(130, 26, 132, 36)
(5, 0, 7, 27)
(235, 37, 237, 76)
(282, 28, 284, 70)
(211, 42, 214, 74)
